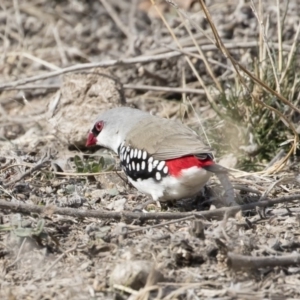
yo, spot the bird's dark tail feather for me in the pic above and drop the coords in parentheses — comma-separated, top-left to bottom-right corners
(203, 163, 237, 206)
(202, 163, 228, 174)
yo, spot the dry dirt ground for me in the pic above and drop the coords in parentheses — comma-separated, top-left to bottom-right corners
(0, 0, 300, 299)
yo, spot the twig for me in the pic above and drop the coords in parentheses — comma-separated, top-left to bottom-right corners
(124, 84, 206, 95)
(126, 215, 197, 235)
(52, 26, 68, 65)
(280, 21, 300, 84)
(1, 83, 207, 95)
(0, 52, 181, 90)
(0, 194, 299, 221)
(228, 252, 300, 270)
(147, 41, 292, 56)
(134, 285, 160, 299)
(31, 244, 77, 283)
(6, 237, 27, 270)
(250, 0, 280, 93)
(7, 52, 61, 71)
(1, 163, 123, 177)
(0, 41, 293, 91)
(232, 185, 262, 195)
(162, 282, 218, 300)
(174, 1, 223, 92)
(13, 0, 24, 39)
(259, 176, 300, 201)
(163, 44, 233, 72)
(150, 0, 220, 114)
(113, 284, 138, 295)
(3, 160, 50, 187)
(127, 0, 138, 56)
(99, 0, 130, 38)
(0, 84, 60, 91)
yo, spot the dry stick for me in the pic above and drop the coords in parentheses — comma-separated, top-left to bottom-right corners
(228, 252, 300, 270)
(1, 163, 123, 177)
(173, 1, 223, 92)
(52, 27, 68, 66)
(162, 44, 233, 72)
(276, 0, 283, 73)
(7, 52, 61, 71)
(2, 84, 60, 90)
(127, 0, 138, 56)
(124, 84, 206, 95)
(6, 237, 27, 270)
(113, 284, 138, 296)
(0, 41, 292, 91)
(0, 194, 299, 221)
(147, 41, 292, 56)
(31, 244, 78, 283)
(280, 21, 300, 84)
(126, 215, 196, 235)
(0, 52, 182, 90)
(259, 176, 300, 201)
(0, 83, 206, 95)
(3, 160, 50, 187)
(13, 0, 24, 39)
(162, 282, 221, 300)
(250, 0, 281, 93)
(99, 0, 131, 39)
(150, 0, 220, 114)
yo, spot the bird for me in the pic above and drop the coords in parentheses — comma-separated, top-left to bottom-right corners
(86, 107, 228, 204)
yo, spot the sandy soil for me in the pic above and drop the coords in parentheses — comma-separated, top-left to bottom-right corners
(0, 0, 300, 299)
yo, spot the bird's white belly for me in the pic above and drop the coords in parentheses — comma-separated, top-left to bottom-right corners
(128, 166, 211, 202)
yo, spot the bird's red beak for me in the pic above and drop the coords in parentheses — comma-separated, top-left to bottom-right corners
(86, 132, 97, 147)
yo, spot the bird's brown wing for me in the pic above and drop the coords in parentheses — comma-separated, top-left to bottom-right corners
(125, 116, 213, 161)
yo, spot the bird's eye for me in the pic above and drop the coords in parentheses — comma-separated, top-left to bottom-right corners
(92, 121, 104, 136)
(95, 121, 103, 132)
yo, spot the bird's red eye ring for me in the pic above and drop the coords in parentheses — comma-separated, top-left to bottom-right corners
(95, 121, 104, 132)
(91, 121, 104, 137)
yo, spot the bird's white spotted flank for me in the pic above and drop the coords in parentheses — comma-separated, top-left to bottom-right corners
(143, 151, 147, 160)
(156, 172, 161, 181)
(118, 144, 169, 183)
(163, 166, 168, 174)
(138, 150, 142, 159)
(157, 161, 165, 171)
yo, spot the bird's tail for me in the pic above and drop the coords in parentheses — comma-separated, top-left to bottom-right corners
(203, 162, 237, 206)
(202, 162, 228, 174)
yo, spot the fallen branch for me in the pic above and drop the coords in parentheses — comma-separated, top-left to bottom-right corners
(2, 83, 206, 95)
(99, 0, 130, 38)
(124, 84, 205, 95)
(0, 194, 299, 221)
(3, 160, 50, 188)
(0, 42, 290, 91)
(0, 52, 181, 90)
(228, 252, 300, 270)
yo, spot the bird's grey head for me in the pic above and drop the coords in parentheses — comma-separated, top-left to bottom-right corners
(86, 107, 150, 153)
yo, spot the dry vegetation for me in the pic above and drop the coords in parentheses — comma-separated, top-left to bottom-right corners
(0, 0, 300, 299)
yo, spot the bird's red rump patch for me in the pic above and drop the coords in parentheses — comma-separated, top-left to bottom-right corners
(165, 155, 214, 177)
